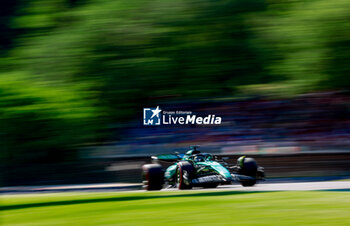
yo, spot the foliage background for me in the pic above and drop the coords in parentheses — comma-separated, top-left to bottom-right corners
(1, 0, 350, 166)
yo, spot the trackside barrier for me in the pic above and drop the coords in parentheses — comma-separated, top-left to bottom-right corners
(3, 152, 350, 186)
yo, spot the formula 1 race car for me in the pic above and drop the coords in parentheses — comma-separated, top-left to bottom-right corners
(142, 146, 265, 190)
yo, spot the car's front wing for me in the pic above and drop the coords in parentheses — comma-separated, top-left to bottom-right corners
(191, 173, 260, 185)
(191, 175, 225, 184)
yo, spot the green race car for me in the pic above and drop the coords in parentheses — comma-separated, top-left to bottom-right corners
(142, 145, 265, 190)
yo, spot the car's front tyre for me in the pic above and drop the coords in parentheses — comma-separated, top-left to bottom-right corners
(239, 157, 258, 187)
(240, 180, 256, 187)
(176, 161, 195, 190)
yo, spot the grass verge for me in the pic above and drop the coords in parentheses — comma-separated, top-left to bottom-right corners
(2, 190, 350, 225)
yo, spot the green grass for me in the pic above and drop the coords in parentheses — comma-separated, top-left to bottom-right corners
(2, 190, 350, 225)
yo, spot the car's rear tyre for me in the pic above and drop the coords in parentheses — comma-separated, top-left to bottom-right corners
(142, 164, 164, 190)
(202, 183, 219, 188)
(239, 157, 258, 187)
(177, 161, 195, 190)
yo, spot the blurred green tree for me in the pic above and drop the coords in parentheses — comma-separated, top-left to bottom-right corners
(0, 76, 103, 164)
(251, 0, 350, 92)
(13, 0, 270, 121)
(2, 0, 350, 167)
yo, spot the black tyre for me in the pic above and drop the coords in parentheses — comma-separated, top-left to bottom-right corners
(240, 180, 256, 187)
(142, 164, 164, 191)
(239, 157, 258, 176)
(202, 183, 219, 189)
(177, 161, 195, 190)
(239, 157, 258, 187)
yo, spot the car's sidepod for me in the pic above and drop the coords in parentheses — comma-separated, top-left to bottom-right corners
(196, 161, 233, 180)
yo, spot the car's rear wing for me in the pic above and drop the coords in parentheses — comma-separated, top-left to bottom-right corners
(151, 154, 183, 162)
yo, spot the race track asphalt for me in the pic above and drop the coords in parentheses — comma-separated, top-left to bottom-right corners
(2, 180, 350, 194)
(189, 181, 350, 192)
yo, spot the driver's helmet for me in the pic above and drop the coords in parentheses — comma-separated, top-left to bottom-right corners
(194, 155, 205, 162)
(183, 145, 201, 160)
(237, 156, 246, 168)
(205, 154, 213, 161)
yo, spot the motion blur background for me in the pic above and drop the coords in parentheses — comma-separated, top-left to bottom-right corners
(1, 0, 350, 186)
